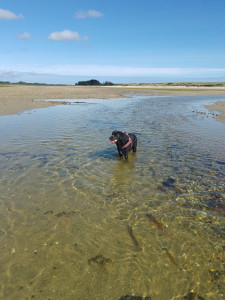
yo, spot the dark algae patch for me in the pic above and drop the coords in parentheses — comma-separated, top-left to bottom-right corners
(88, 254, 113, 273)
(146, 213, 164, 230)
(88, 254, 112, 265)
(208, 269, 225, 282)
(44, 210, 53, 215)
(163, 248, 178, 266)
(119, 295, 151, 300)
(184, 292, 205, 300)
(55, 211, 76, 217)
(127, 225, 141, 251)
(161, 177, 182, 194)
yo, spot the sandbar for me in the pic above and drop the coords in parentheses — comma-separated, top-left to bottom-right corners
(205, 101, 225, 124)
(0, 85, 225, 122)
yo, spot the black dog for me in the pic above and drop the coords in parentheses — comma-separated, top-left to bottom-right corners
(109, 131, 137, 159)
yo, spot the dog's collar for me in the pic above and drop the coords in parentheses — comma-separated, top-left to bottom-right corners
(121, 132, 133, 149)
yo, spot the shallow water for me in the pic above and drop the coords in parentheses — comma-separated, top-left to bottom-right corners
(0, 95, 225, 300)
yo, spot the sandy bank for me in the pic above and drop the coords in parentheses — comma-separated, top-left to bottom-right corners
(1, 84, 225, 116)
(205, 101, 225, 124)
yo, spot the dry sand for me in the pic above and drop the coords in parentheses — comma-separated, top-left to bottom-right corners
(0, 84, 225, 122)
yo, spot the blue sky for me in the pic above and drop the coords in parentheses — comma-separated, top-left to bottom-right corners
(0, 0, 225, 84)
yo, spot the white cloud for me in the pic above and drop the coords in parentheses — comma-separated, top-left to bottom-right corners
(48, 30, 89, 41)
(17, 32, 32, 40)
(75, 10, 103, 19)
(0, 8, 24, 20)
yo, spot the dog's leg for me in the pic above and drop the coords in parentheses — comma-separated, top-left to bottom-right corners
(118, 149, 123, 157)
(133, 137, 137, 152)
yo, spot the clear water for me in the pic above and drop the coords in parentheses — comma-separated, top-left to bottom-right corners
(0, 95, 225, 300)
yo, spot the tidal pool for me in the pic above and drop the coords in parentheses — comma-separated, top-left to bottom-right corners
(0, 95, 225, 300)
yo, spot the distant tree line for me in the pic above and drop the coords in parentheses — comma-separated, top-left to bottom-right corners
(0, 81, 49, 86)
(75, 79, 113, 86)
(0, 81, 65, 86)
(0, 81, 11, 85)
(0, 79, 114, 86)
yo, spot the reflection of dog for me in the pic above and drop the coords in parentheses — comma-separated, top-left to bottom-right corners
(109, 131, 137, 159)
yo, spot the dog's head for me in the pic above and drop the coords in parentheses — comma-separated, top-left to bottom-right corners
(109, 131, 123, 144)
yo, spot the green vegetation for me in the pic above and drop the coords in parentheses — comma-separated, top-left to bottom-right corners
(76, 79, 101, 86)
(0, 81, 66, 86)
(75, 79, 114, 86)
(165, 82, 225, 87)
(0, 80, 224, 87)
(127, 82, 225, 87)
(0, 79, 114, 86)
(0, 81, 11, 85)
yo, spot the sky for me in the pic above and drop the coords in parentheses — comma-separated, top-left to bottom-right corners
(0, 0, 225, 84)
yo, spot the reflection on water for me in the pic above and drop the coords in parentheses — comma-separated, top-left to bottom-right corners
(0, 96, 225, 300)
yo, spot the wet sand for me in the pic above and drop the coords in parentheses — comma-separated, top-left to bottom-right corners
(205, 101, 225, 124)
(0, 84, 225, 120)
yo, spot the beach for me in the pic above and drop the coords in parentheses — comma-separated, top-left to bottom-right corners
(0, 84, 225, 122)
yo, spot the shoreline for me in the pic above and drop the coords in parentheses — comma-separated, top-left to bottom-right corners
(0, 85, 225, 123)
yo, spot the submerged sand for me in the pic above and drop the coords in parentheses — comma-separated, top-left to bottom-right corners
(0, 84, 225, 122)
